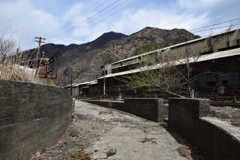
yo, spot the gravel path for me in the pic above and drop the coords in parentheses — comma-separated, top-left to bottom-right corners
(31, 100, 206, 160)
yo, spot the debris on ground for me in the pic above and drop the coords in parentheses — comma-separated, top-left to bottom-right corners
(209, 106, 240, 126)
(106, 148, 117, 157)
(140, 136, 157, 144)
(177, 146, 192, 159)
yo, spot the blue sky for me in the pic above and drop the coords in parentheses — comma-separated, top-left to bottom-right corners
(0, 0, 240, 50)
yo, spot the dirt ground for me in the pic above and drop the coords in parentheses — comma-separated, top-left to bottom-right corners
(30, 107, 113, 159)
(30, 100, 208, 160)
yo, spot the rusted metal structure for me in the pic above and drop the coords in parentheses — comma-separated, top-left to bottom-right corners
(35, 52, 60, 79)
(14, 51, 60, 79)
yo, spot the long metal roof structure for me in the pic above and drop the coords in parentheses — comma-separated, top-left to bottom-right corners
(98, 47, 240, 79)
(65, 80, 97, 88)
(110, 27, 240, 65)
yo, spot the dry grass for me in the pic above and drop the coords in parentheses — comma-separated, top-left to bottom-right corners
(0, 58, 40, 83)
(0, 21, 42, 84)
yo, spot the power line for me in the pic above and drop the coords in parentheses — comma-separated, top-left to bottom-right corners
(192, 23, 240, 33)
(48, 0, 138, 41)
(42, 1, 240, 45)
(189, 17, 240, 32)
(47, 0, 121, 40)
(73, 0, 138, 37)
(43, 0, 108, 38)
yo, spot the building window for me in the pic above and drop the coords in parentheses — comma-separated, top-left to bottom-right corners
(228, 71, 239, 84)
(198, 75, 206, 86)
(218, 71, 239, 85)
(191, 79, 197, 87)
(219, 74, 228, 85)
(89, 87, 93, 92)
(92, 86, 97, 92)
(206, 74, 217, 85)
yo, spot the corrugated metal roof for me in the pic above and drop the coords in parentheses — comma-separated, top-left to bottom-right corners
(99, 48, 240, 79)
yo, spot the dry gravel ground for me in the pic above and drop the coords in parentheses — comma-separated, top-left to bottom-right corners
(209, 106, 240, 126)
(31, 100, 207, 160)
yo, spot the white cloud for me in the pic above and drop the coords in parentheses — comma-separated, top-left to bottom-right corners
(177, 0, 240, 36)
(111, 8, 209, 36)
(178, 0, 224, 11)
(51, 3, 212, 45)
(0, 0, 60, 49)
(52, 21, 109, 45)
(1, 0, 239, 47)
(63, 2, 84, 22)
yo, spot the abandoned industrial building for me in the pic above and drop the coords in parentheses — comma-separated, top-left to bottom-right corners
(65, 28, 240, 100)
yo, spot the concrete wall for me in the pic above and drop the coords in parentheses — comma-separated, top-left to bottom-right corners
(39, 78, 56, 86)
(85, 100, 124, 111)
(169, 98, 240, 160)
(86, 98, 168, 122)
(0, 79, 73, 160)
(124, 98, 167, 122)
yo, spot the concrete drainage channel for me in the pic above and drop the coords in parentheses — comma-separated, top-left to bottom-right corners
(83, 98, 240, 160)
(31, 100, 204, 160)
(2, 80, 238, 159)
(31, 98, 240, 160)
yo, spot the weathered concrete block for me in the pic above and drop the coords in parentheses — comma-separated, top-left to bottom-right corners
(86, 98, 167, 122)
(169, 98, 240, 160)
(85, 100, 124, 110)
(124, 98, 167, 122)
(168, 98, 210, 143)
(0, 79, 72, 160)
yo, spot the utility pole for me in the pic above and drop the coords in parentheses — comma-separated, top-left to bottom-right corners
(70, 66, 73, 96)
(35, 37, 46, 57)
(34, 37, 46, 77)
(103, 70, 106, 96)
(101, 65, 106, 96)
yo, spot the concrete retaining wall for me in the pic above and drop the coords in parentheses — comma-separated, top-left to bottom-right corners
(0, 80, 73, 160)
(86, 100, 124, 110)
(169, 98, 240, 160)
(124, 98, 167, 122)
(86, 98, 168, 122)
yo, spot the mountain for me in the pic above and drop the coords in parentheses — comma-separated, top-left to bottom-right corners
(54, 32, 127, 85)
(25, 43, 80, 58)
(97, 27, 200, 61)
(51, 27, 200, 86)
(26, 32, 126, 57)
